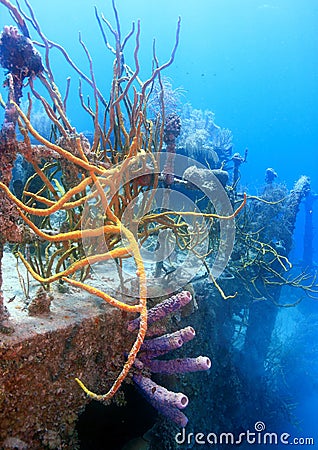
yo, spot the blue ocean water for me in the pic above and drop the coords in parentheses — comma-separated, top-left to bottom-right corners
(0, 1, 317, 448)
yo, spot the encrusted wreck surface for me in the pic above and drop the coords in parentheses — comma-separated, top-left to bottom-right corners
(0, 254, 130, 449)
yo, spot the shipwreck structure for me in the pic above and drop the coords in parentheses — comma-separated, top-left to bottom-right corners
(0, 1, 316, 449)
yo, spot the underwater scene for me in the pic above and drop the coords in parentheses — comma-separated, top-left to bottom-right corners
(0, 0, 317, 449)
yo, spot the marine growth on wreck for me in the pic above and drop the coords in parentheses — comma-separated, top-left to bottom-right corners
(0, 1, 317, 449)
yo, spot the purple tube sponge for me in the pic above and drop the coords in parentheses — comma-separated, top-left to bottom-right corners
(145, 356, 212, 374)
(132, 374, 188, 427)
(128, 291, 192, 332)
(141, 334, 183, 354)
(140, 326, 196, 359)
(133, 374, 188, 409)
(174, 326, 196, 344)
(152, 402, 188, 428)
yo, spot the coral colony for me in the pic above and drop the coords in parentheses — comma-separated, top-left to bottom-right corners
(0, 0, 244, 431)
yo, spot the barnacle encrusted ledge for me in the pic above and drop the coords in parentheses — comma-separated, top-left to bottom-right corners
(0, 254, 129, 449)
